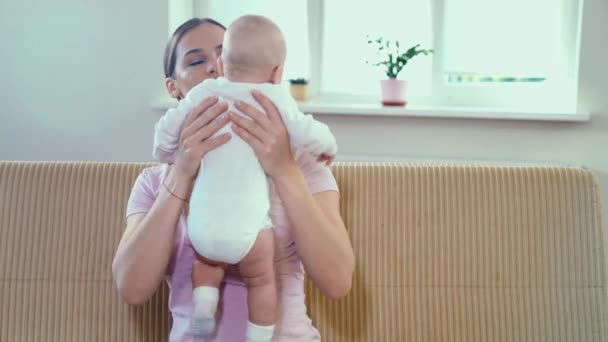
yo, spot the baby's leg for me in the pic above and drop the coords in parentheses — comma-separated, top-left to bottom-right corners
(239, 228, 277, 342)
(191, 252, 226, 336)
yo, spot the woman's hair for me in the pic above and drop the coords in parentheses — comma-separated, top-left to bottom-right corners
(163, 18, 226, 78)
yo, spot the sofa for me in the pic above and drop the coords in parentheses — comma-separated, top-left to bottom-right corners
(1, 161, 606, 341)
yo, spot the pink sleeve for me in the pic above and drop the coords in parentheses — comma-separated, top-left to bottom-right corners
(126, 167, 161, 217)
(298, 152, 339, 194)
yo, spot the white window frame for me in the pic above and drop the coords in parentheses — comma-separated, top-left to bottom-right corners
(309, 0, 584, 113)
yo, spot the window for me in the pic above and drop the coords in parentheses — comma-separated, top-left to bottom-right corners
(170, 0, 584, 113)
(321, 0, 433, 98)
(443, 0, 561, 81)
(435, 0, 583, 112)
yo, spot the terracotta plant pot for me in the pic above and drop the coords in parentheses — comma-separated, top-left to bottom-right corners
(380, 79, 407, 106)
(290, 84, 309, 102)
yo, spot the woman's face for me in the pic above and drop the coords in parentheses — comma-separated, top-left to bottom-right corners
(167, 23, 225, 99)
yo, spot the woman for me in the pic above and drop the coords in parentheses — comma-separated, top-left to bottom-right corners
(112, 18, 354, 341)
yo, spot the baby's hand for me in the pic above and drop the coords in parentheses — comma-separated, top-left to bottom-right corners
(316, 153, 336, 167)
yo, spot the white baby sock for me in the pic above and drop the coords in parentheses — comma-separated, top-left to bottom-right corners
(245, 321, 276, 342)
(191, 286, 219, 335)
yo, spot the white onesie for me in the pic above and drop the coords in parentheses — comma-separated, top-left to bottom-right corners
(153, 77, 337, 264)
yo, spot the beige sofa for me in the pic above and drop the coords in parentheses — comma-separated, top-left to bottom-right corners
(1, 161, 606, 341)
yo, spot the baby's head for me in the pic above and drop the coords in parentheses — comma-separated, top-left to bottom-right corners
(218, 15, 286, 84)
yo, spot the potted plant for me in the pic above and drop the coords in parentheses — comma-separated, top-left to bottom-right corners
(289, 78, 309, 102)
(367, 37, 433, 106)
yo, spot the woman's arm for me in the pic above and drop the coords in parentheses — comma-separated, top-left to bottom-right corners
(112, 169, 192, 304)
(230, 91, 354, 299)
(112, 97, 231, 305)
(274, 167, 354, 299)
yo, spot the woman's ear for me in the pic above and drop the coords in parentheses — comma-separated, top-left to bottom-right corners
(217, 56, 225, 77)
(270, 64, 284, 85)
(165, 78, 182, 100)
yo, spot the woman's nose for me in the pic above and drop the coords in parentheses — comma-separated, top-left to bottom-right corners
(207, 62, 217, 75)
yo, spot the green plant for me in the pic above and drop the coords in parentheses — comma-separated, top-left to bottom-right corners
(367, 37, 433, 78)
(289, 78, 308, 85)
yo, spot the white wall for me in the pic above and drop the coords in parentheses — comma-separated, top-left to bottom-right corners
(0, 0, 606, 220)
(0, 0, 167, 161)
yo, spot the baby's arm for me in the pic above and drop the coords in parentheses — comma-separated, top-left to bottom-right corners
(278, 96, 337, 158)
(152, 85, 208, 163)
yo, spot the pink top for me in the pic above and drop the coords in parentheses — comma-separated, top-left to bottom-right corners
(126, 152, 338, 341)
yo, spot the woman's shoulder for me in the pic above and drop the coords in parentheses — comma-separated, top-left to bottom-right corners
(135, 163, 170, 189)
(126, 164, 170, 217)
(294, 150, 338, 194)
(130, 163, 169, 197)
(139, 163, 169, 180)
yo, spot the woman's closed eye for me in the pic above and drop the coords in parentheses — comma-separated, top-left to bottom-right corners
(189, 57, 207, 66)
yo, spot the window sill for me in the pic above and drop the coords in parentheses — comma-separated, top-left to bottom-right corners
(150, 97, 590, 122)
(297, 99, 590, 122)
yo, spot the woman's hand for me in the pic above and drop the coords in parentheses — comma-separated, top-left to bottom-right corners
(173, 96, 231, 181)
(113, 97, 231, 304)
(230, 91, 353, 299)
(229, 90, 297, 180)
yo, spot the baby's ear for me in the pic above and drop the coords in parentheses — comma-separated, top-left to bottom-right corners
(270, 64, 284, 84)
(217, 57, 225, 77)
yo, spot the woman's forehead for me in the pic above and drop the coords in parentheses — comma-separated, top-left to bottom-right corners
(177, 23, 225, 55)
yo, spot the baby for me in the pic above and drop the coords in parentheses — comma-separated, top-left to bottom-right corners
(153, 15, 337, 342)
